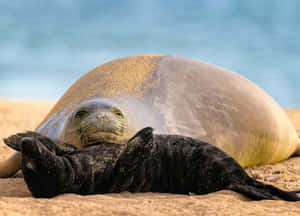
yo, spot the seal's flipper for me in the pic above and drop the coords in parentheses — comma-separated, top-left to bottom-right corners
(109, 127, 154, 192)
(4, 131, 77, 155)
(228, 183, 274, 200)
(20, 137, 61, 197)
(0, 152, 22, 178)
(4, 134, 24, 151)
(118, 127, 153, 165)
(228, 179, 300, 201)
(20, 136, 121, 197)
(21, 137, 57, 161)
(21, 137, 88, 197)
(251, 180, 300, 202)
(4, 131, 49, 151)
(20, 137, 80, 198)
(229, 184, 275, 200)
(126, 127, 153, 147)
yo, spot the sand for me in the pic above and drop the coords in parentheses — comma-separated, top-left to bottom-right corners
(0, 99, 300, 216)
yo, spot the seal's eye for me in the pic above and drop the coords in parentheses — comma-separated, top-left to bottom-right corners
(74, 109, 88, 119)
(111, 107, 124, 118)
(115, 111, 123, 117)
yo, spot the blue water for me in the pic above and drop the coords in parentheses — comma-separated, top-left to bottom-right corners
(1, 1, 300, 107)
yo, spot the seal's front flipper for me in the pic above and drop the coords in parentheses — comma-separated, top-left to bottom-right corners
(126, 127, 154, 149)
(20, 137, 60, 197)
(4, 131, 77, 155)
(4, 131, 51, 151)
(20, 137, 78, 198)
(21, 137, 58, 163)
(4, 133, 27, 151)
(117, 127, 153, 166)
(110, 127, 154, 192)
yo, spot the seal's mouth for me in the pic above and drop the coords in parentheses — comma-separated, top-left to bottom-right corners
(80, 128, 125, 146)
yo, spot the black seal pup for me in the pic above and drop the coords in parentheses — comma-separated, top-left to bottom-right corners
(4, 127, 300, 201)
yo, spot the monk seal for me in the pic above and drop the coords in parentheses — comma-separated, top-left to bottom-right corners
(61, 100, 132, 147)
(4, 128, 300, 201)
(1, 54, 300, 177)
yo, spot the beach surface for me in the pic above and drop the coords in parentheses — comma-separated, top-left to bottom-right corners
(0, 100, 300, 216)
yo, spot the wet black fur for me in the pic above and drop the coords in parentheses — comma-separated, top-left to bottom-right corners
(4, 128, 300, 201)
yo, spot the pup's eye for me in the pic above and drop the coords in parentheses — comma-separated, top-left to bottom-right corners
(74, 110, 88, 119)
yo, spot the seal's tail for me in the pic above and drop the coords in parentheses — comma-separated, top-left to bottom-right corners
(228, 178, 300, 201)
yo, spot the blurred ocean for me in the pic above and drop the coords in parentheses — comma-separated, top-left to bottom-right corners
(0, 0, 300, 106)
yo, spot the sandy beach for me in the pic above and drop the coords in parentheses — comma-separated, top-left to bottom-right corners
(0, 99, 300, 216)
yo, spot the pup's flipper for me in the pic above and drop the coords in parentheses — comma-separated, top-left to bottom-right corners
(109, 127, 154, 192)
(251, 180, 300, 202)
(228, 183, 274, 200)
(20, 137, 78, 198)
(228, 178, 300, 201)
(4, 131, 77, 154)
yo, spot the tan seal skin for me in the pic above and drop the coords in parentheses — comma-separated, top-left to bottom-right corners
(1, 54, 300, 178)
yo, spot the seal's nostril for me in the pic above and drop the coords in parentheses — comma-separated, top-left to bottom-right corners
(97, 113, 111, 121)
(97, 113, 106, 119)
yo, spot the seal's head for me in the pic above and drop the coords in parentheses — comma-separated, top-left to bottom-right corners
(61, 101, 132, 148)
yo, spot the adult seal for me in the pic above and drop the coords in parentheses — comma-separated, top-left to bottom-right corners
(0, 54, 299, 177)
